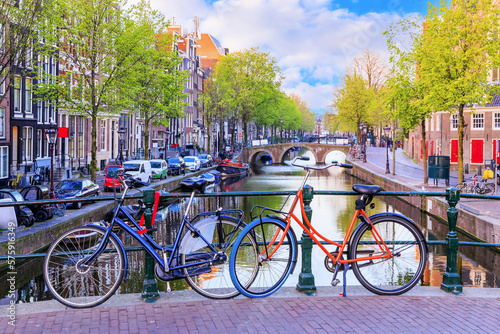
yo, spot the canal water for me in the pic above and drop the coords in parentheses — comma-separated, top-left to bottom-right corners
(1, 153, 499, 304)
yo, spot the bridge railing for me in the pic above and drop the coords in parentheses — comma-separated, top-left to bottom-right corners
(1, 188, 499, 298)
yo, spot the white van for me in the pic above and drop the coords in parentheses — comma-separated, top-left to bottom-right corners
(123, 160, 152, 183)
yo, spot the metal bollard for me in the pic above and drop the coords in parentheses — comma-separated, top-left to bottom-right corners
(296, 185, 316, 295)
(142, 188, 160, 302)
(441, 187, 463, 294)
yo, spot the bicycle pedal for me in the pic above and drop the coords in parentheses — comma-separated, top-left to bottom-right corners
(331, 279, 340, 286)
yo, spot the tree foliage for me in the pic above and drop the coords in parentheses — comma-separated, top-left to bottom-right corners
(122, 0, 188, 161)
(331, 73, 373, 137)
(211, 47, 283, 143)
(417, 0, 500, 183)
(40, 0, 149, 181)
(0, 0, 57, 102)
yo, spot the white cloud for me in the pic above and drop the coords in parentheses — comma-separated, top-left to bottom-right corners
(148, 0, 407, 113)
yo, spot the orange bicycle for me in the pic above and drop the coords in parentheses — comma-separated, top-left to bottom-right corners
(229, 156, 428, 297)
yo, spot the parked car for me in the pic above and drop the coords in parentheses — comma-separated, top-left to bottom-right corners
(104, 164, 123, 192)
(198, 154, 213, 168)
(184, 156, 201, 172)
(123, 160, 152, 183)
(150, 159, 168, 179)
(167, 157, 186, 175)
(0, 189, 35, 227)
(0, 198, 17, 229)
(54, 179, 100, 209)
(20, 186, 54, 222)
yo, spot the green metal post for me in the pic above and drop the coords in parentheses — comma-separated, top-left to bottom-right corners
(296, 185, 316, 295)
(441, 187, 463, 294)
(142, 188, 160, 302)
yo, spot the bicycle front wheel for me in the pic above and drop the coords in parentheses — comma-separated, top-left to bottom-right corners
(43, 226, 125, 308)
(229, 217, 297, 298)
(180, 218, 257, 299)
(349, 215, 427, 295)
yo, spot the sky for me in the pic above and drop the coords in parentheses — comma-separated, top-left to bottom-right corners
(146, 0, 433, 115)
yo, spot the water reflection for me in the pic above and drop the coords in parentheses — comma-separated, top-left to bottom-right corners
(1, 165, 499, 304)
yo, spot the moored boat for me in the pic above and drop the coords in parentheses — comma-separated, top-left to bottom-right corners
(216, 159, 250, 177)
(180, 177, 208, 190)
(200, 172, 216, 183)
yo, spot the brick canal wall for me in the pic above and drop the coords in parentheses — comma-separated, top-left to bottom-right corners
(347, 162, 500, 246)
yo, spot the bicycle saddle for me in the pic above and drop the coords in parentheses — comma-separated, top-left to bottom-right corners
(352, 184, 381, 195)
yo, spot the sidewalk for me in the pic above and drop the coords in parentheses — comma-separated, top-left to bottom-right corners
(362, 146, 500, 218)
(1, 286, 499, 333)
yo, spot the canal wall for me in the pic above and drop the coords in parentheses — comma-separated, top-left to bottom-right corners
(0, 171, 206, 257)
(347, 162, 500, 246)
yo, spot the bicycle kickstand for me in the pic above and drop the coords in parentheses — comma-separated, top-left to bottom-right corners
(342, 263, 350, 297)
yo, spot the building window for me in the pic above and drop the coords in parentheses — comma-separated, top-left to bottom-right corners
(37, 129, 42, 158)
(23, 127, 33, 162)
(0, 76, 4, 96)
(50, 100, 56, 123)
(25, 78, 32, 113)
(0, 146, 8, 178)
(69, 116, 75, 157)
(37, 103, 42, 123)
(451, 114, 458, 130)
(14, 77, 21, 113)
(472, 113, 484, 129)
(43, 101, 49, 123)
(100, 120, 106, 150)
(0, 107, 4, 139)
(494, 113, 500, 129)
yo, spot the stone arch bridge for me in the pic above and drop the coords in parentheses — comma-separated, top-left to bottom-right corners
(241, 143, 350, 164)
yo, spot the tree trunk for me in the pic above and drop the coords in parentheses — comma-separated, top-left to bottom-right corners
(144, 118, 150, 161)
(458, 105, 465, 184)
(421, 119, 428, 185)
(91, 115, 97, 183)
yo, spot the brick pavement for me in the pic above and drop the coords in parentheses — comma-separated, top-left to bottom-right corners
(1, 291, 499, 334)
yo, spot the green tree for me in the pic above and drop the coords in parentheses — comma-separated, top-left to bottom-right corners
(290, 93, 315, 137)
(0, 0, 56, 102)
(385, 16, 436, 183)
(123, 0, 187, 161)
(332, 73, 372, 138)
(43, 0, 147, 182)
(417, 0, 500, 183)
(214, 47, 283, 144)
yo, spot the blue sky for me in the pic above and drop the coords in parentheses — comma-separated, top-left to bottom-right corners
(147, 0, 436, 114)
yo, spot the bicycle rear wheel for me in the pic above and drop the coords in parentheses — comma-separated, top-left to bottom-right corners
(43, 226, 125, 308)
(483, 183, 495, 195)
(229, 217, 297, 298)
(349, 215, 427, 295)
(180, 217, 258, 299)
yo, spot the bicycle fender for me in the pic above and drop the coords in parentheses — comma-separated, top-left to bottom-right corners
(87, 223, 129, 281)
(258, 216, 299, 275)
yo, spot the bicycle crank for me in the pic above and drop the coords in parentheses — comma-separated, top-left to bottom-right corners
(324, 251, 347, 273)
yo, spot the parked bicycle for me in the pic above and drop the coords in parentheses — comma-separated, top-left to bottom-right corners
(52, 201, 67, 216)
(349, 145, 364, 161)
(43, 170, 254, 308)
(455, 175, 495, 194)
(229, 156, 428, 298)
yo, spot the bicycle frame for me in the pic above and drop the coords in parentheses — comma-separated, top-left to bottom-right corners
(83, 180, 245, 279)
(251, 162, 394, 268)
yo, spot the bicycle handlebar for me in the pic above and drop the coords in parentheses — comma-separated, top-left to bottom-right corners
(291, 156, 353, 171)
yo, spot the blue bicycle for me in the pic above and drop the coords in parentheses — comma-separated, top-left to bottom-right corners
(43, 171, 257, 308)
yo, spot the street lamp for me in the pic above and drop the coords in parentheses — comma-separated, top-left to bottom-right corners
(362, 125, 368, 163)
(118, 127, 125, 165)
(45, 122, 58, 198)
(280, 118, 283, 144)
(384, 126, 391, 174)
